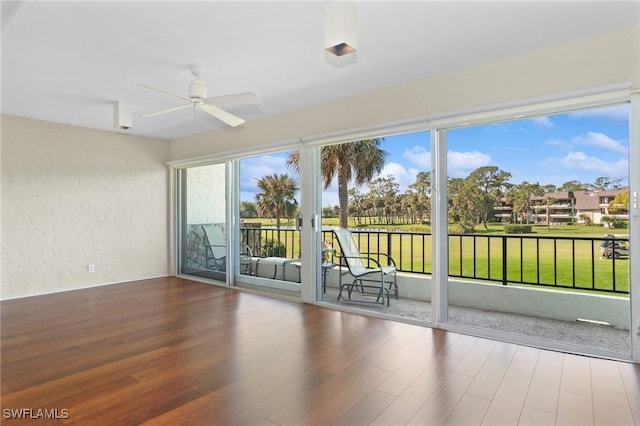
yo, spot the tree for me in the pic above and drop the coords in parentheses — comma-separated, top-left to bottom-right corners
(579, 213, 592, 226)
(322, 206, 337, 218)
(254, 173, 298, 240)
(467, 166, 512, 229)
(448, 177, 484, 233)
(608, 190, 629, 213)
(559, 180, 586, 192)
(347, 188, 365, 226)
(400, 190, 419, 224)
(287, 139, 387, 228)
(601, 216, 617, 229)
(593, 176, 622, 191)
(407, 171, 431, 224)
(366, 175, 399, 224)
(543, 195, 557, 231)
(505, 181, 541, 224)
(239, 201, 257, 218)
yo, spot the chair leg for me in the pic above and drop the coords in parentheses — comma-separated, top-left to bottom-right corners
(389, 281, 398, 299)
(349, 280, 358, 298)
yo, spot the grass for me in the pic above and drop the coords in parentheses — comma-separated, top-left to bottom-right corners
(241, 218, 630, 294)
(243, 217, 621, 236)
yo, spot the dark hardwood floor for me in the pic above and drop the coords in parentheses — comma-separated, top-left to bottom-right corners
(1, 277, 639, 425)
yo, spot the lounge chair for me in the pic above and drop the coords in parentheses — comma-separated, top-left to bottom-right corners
(333, 228, 398, 306)
(202, 224, 255, 275)
(201, 224, 227, 271)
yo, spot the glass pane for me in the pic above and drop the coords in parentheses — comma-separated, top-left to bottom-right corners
(319, 131, 432, 324)
(180, 163, 227, 282)
(445, 104, 631, 355)
(237, 150, 301, 294)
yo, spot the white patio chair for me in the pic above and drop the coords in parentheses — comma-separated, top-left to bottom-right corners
(202, 224, 254, 275)
(333, 229, 398, 306)
(201, 224, 227, 271)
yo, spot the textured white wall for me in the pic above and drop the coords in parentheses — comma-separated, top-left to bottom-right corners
(1, 116, 170, 299)
(186, 164, 226, 225)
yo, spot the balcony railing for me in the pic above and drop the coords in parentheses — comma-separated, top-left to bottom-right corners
(240, 226, 629, 295)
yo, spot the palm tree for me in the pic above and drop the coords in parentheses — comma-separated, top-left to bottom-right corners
(543, 195, 557, 231)
(254, 173, 298, 240)
(287, 139, 387, 228)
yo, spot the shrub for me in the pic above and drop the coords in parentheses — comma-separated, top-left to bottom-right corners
(504, 225, 532, 234)
(261, 239, 286, 257)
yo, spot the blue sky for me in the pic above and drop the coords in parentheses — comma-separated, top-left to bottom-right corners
(241, 103, 629, 206)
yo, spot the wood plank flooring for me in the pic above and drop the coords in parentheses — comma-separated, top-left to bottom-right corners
(1, 277, 639, 425)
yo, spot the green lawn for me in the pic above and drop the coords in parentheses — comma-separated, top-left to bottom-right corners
(241, 219, 629, 294)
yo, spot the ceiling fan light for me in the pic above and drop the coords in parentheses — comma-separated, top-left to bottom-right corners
(324, 1, 357, 57)
(189, 79, 207, 99)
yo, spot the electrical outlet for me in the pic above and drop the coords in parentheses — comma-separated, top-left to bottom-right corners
(87, 264, 95, 273)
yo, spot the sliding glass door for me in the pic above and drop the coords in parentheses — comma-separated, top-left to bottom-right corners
(441, 103, 632, 357)
(178, 163, 228, 282)
(316, 131, 433, 324)
(234, 150, 303, 295)
(172, 93, 638, 363)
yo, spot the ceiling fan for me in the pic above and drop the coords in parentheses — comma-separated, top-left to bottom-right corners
(132, 67, 261, 127)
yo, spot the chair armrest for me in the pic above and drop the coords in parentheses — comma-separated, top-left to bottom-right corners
(336, 253, 385, 269)
(360, 252, 397, 267)
(240, 243, 253, 257)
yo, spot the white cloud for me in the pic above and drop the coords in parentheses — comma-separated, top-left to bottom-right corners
(379, 162, 419, 191)
(402, 145, 430, 168)
(544, 151, 628, 178)
(240, 154, 294, 198)
(545, 138, 569, 149)
(321, 162, 420, 206)
(543, 131, 627, 155)
(570, 131, 627, 153)
(529, 116, 553, 128)
(447, 150, 492, 177)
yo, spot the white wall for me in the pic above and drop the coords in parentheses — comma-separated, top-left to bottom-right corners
(1, 115, 170, 299)
(186, 164, 226, 224)
(169, 26, 639, 161)
(322, 271, 630, 330)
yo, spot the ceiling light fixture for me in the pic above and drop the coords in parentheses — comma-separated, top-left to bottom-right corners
(113, 101, 132, 130)
(324, 1, 357, 57)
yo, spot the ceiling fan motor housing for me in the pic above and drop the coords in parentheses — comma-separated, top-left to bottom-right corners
(189, 79, 207, 99)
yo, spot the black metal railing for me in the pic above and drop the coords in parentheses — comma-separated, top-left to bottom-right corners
(240, 226, 630, 295)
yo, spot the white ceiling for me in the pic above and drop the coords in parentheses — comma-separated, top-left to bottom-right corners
(2, 1, 638, 141)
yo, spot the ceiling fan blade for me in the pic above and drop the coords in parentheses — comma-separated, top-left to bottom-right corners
(200, 103, 245, 127)
(131, 82, 192, 103)
(144, 103, 192, 117)
(204, 92, 262, 106)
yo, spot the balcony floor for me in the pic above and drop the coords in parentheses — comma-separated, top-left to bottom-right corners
(321, 287, 631, 356)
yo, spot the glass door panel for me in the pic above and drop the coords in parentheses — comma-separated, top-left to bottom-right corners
(444, 104, 631, 356)
(179, 163, 228, 282)
(318, 132, 432, 324)
(235, 150, 302, 295)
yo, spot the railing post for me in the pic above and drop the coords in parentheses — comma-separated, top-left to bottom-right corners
(502, 235, 507, 286)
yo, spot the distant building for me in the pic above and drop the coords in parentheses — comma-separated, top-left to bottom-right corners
(529, 190, 628, 225)
(495, 189, 628, 225)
